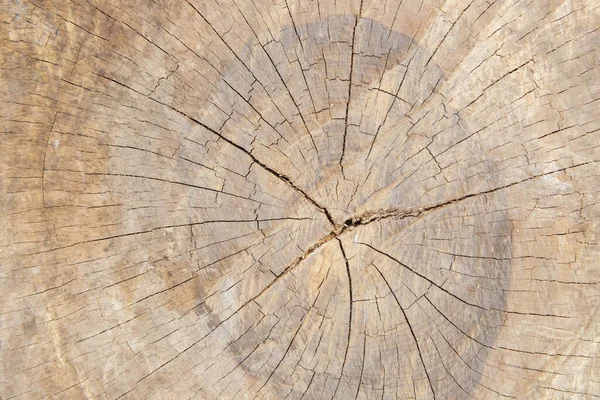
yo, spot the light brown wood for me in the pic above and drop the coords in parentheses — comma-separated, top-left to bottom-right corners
(1, 0, 600, 398)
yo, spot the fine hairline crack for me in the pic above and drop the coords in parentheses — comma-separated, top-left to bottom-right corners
(164, 103, 336, 226)
(92, 72, 335, 227)
(120, 136, 596, 388)
(247, 158, 598, 311)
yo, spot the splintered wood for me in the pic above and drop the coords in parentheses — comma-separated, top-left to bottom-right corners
(1, 0, 599, 399)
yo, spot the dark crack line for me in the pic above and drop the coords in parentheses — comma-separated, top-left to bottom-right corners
(350, 159, 600, 227)
(84, 172, 261, 203)
(340, 0, 364, 176)
(93, 47, 597, 242)
(256, 310, 308, 394)
(186, 0, 319, 159)
(331, 238, 354, 400)
(128, 228, 339, 389)
(371, 263, 436, 399)
(366, 39, 419, 161)
(158, 100, 335, 226)
(429, 333, 476, 399)
(27, 154, 597, 264)
(360, 242, 485, 310)
(424, 295, 488, 349)
(354, 335, 367, 400)
(75, 73, 598, 384)
(91, 71, 334, 228)
(228, 0, 321, 159)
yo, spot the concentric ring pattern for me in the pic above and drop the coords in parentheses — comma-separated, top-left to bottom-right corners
(1, 0, 600, 399)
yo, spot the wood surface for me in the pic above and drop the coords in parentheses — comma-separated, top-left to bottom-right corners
(1, 0, 600, 398)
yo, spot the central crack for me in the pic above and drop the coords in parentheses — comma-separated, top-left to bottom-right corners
(250, 205, 428, 304)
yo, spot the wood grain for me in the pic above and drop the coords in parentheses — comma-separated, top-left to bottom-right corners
(1, 0, 599, 398)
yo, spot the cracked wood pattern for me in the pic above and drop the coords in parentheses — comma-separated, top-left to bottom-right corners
(1, 0, 600, 398)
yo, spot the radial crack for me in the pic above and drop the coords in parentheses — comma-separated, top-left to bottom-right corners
(340, 0, 364, 176)
(331, 238, 354, 400)
(159, 99, 335, 226)
(371, 264, 436, 399)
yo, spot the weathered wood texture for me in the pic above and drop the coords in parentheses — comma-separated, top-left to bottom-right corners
(1, 0, 600, 398)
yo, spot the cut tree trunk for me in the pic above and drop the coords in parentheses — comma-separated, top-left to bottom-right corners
(1, 0, 599, 399)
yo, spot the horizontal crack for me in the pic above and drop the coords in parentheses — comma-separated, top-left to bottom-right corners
(161, 102, 336, 227)
(124, 155, 598, 391)
(92, 72, 335, 227)
(341, 159, 598, 229)
(259, 161, 600, 307)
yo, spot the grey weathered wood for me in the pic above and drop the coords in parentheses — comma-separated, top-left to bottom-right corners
(1, 0, 599, 398)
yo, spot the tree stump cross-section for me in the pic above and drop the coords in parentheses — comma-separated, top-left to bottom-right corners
(1, 0, 600, 399)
